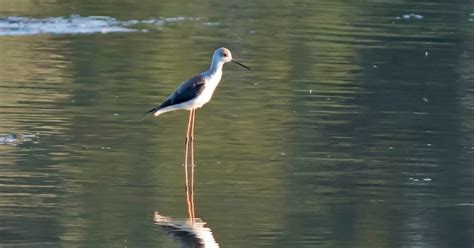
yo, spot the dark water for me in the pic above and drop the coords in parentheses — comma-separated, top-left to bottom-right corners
(0, 0, 473, 247)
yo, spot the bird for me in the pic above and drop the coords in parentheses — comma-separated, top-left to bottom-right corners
(146, 47, 250, 188)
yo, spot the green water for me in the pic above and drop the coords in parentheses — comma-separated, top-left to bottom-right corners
(0, 0, 473, 247)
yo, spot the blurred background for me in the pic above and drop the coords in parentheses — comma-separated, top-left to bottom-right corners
(0, 0, 473, 247)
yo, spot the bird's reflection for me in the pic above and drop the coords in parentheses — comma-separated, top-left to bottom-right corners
(154, 210, 219, 248)
(154, 158, 219, 247)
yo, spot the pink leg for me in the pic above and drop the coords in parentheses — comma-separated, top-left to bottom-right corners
(190, 109, 196, 219)
(190, 109, 196, 167)
(184, 110, 194, 221)
(184, 110, 193, 191)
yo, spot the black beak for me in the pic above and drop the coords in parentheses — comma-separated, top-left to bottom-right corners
(232, 59, 251, 70)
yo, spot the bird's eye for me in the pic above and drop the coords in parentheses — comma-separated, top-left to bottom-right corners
(223, 53, 228, 57)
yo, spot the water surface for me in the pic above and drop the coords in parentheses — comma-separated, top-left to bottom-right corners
(0, 0, 473, 247)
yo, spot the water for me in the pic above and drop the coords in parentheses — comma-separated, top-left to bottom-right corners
(0, 0, 473, 247)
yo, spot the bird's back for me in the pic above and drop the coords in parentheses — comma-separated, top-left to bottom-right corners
(146, 74, 206, 115)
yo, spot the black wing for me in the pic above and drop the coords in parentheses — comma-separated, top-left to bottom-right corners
(146, 74, 206, 114)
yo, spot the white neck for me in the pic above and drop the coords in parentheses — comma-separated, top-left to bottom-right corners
(207, 57, 224, 76)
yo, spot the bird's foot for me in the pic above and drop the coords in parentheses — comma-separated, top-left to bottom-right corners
(181, 164, 196, 167)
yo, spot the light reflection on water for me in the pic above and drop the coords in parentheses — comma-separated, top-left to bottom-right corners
(0, 0, 473, 247)
(0, 15, 217, 36)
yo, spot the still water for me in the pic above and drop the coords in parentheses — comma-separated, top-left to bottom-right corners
(0, 0, 473, 247)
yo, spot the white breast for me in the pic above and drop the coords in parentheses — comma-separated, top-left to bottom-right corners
(192, 71, 222, 108)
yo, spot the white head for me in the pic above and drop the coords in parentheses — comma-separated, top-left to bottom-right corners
(213, 47, 233, 63)
(212, 47, 250, 70)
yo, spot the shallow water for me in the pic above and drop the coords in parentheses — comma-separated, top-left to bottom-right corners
(0, 0, 473, 247)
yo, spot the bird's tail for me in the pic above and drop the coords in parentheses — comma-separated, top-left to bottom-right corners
(145, 107, 168, 117)
(145, 107, 158, 115)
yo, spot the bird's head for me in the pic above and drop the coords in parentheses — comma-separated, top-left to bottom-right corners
(215, 47, 233, 63)
(213, 47, 250, 70)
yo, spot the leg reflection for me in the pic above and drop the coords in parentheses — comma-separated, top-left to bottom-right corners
(154, 110, 219, 247)
(186, 172, 195, 224)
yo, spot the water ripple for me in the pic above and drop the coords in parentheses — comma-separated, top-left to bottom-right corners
(0, 15, 215, 36)
(0, 133, 39, 146)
